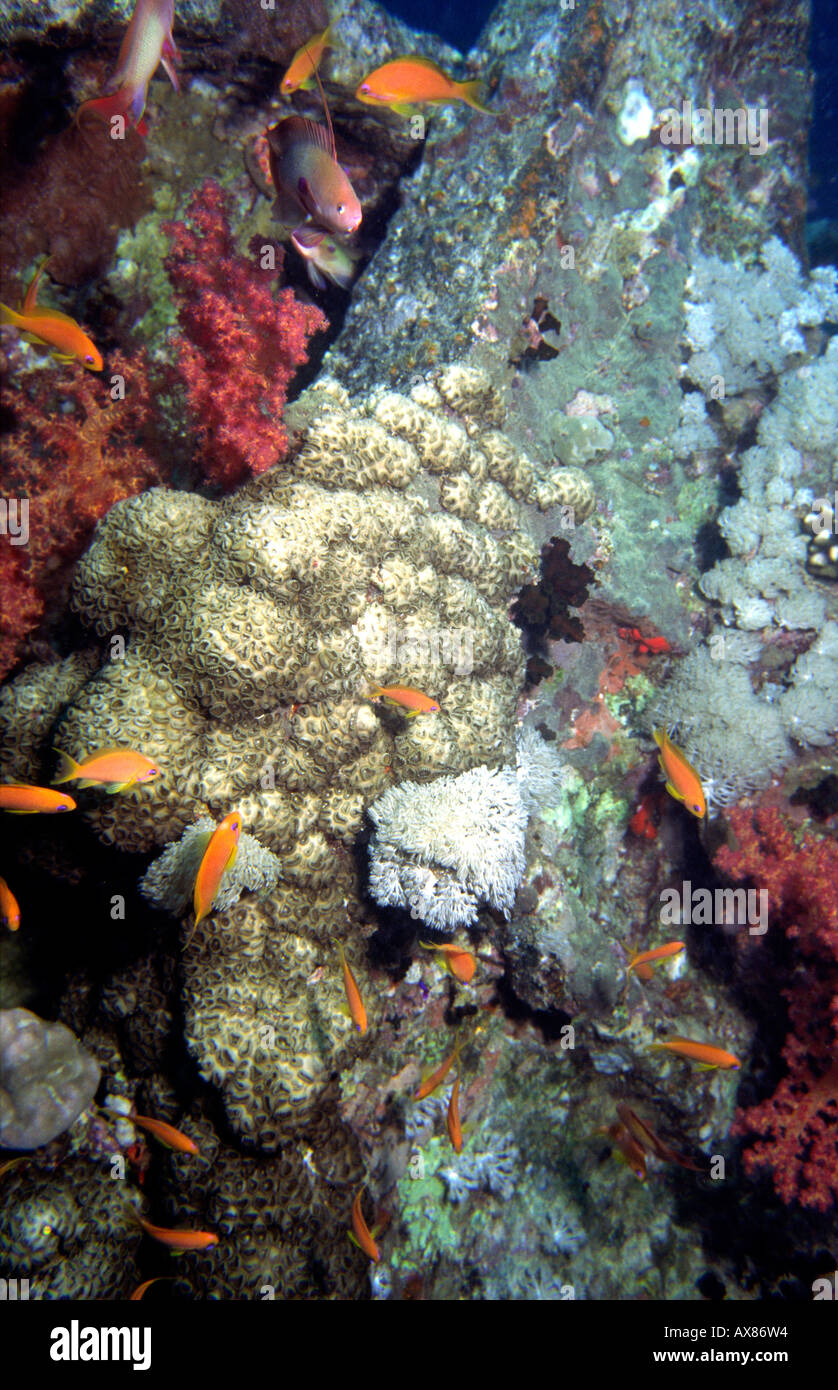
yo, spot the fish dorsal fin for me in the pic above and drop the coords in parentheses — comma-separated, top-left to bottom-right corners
(307, 46, 336, 159)
(22, 257, 51, 314)
(290, 115, 335, 158)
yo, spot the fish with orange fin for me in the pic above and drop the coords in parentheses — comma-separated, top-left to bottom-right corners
(615, 1103, 705, 1174)
(0, 784, 76, 815)
(447, 1072, 464, 1154)
(653, 729, 707, 819)
(338, 943, 367, 1035)
(135, 1215, 218, 1252)
(0, 261, 103, 371)
(368, 684, 440, 717)
(599, 1117, 647, 1180)
(130, 1276, 174, 1300)
(0, 877, 20, 932)
(355, 56, 495, 117)
(53, 746, 162, 793)
(114, 1112, 199, 1156)
(280, 24, 336, 96)
(651, 1036, 742, 1070)
(192, 810, 242, 927)
(267, 115, 361, 236)
(416, 1034, 464, 1100)
(349, 1189, 380, 1262)
(626, 940, 685, 983)
(420, 940, 476, 984)
(75, 0, 179, 135)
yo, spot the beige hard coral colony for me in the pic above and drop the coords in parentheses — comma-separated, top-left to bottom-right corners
(0, 366, 595, 1148)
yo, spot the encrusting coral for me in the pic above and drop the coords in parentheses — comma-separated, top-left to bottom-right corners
(0, 365, 595, 1146)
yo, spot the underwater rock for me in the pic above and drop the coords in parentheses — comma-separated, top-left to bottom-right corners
(0, 1007, 100, 1150)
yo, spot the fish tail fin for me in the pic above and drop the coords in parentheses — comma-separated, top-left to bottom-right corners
(76, 82, 147, 130)
(458, 80, 496, 114)
(0, 302, 21, 328)
(52, 749, 81, 785)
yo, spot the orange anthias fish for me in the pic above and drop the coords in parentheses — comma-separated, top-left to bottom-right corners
(137, 1215, 218, 1252)
(193, 810, 241, 926)
(368, 684, 440, 717)
(651, 1037, 742, 1070)
(76, 0, 179, 134)
(125, 1114, 199, 1156)
(447, 1073, 464, 1153)
(0, 262, 103, 371)
(0, 877, 21, 932)
(266, 116, 362, 235)
(350, 1190, 380, 1263)
(0, 784, 76, 815)
(601, 1119, 647, 1180)
(653, 729, 707, 819)
(416, 1035, 464, 1100)
(355, 56, 495, 117)
(420, 940, 476, 984)
(338, 943, 367, 1035)
(281, 24, 335, 95)
(130, 1276, 172, 1300)
(615, 1103, 704, 1174)
(627, 940, 685, 982)
(53, 747, 162, 793)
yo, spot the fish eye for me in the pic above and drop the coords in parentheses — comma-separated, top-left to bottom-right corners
(336, 203, 344, 215)
(361, 84, 370, 93)
(56, 803, 70, 812)
(85, 355, 94, 364)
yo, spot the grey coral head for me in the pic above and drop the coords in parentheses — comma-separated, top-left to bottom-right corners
(0, 1008, 100, 1149)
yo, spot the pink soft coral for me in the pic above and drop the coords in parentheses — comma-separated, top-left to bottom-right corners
(715, 806, 838, 1210)
(164, 179, 327, 488)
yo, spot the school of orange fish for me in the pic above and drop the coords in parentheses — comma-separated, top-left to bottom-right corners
(0, 0, 742, 1290)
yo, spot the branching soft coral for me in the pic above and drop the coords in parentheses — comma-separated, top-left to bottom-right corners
(0, 350, 166, 678)
(163, 179, 327, 488)
(715, 807, 838, 1210)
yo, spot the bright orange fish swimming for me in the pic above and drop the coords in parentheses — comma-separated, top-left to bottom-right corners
(651, 1037, 741, 1070)
(0, 877, 20, 932)
(267, 116, 362, 235)
(130, 1276, 172, 1300)
(76, 0, 179, 134)
(355, 56, 495, 117)
(0, 784, 76, 815)
(350, 1189, 380, 1263)
(193, 811, 241, 926)
(447, 1072, 464, 1153)
(0, 261, 103, 371)
(416, 1035, 464, 1101)
(281, 24, 335, 95)
(124, 1114, 199, 1156)
(627, 940, 685, 982)
(338, 942, 367, 1035)
(653, 729, 707, 819)
(368, 684, 440, 716)
(53, 746, 162, 793)
(136, 1215, 218, 1251)
(420, 940, 476, 984)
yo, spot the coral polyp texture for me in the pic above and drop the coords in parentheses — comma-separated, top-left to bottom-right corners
(164, 179, 328, 488)
(1, 365, 591, 1146)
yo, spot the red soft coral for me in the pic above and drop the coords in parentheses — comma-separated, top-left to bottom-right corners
(163, 179, 327, 488)
(715, 806, 838, 1210)
(0, 349, 166, 678)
